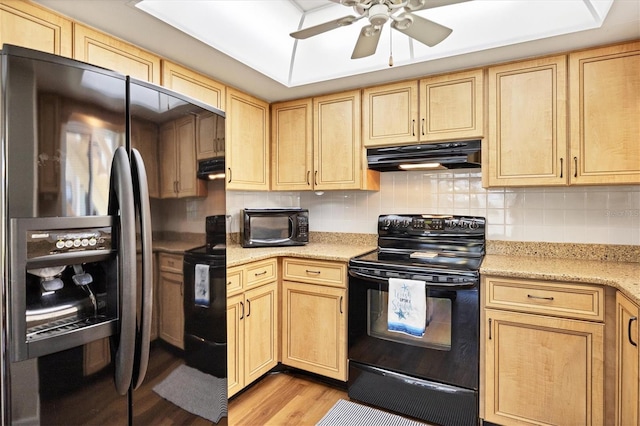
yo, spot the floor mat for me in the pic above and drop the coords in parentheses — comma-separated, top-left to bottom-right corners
(316, 399, 428, 426)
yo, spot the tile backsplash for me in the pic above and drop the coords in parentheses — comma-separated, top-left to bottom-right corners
(156, 170, 640, 245)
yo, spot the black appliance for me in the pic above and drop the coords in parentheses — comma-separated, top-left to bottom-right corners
(183, 215, 227, 379)
(1, 44, 226, 425)
(348, 214, 485, 426)
(367, 140, 481, 171)
(240, 208, 309, 248)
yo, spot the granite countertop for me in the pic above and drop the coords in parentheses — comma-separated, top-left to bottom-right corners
(226, 243, 376, 267)
(481, 254, 640, 305)
(153, 240, 202, 254)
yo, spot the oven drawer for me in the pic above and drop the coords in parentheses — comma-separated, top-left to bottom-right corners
(485, 276, 604, 321)
(283, 258, 346, 288)
(245, 258, 277, 289)
(159, 253, 183, 274)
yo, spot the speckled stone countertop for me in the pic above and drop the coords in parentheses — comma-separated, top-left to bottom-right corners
(226, 242, 375, 267)
(483, 241, 640, 305)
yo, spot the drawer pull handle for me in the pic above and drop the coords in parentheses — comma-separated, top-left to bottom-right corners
(630, 317, 638, 347)
(306, 269, 321, 275)
(527, 294, 554, 301)
(254, 270, 267, 277)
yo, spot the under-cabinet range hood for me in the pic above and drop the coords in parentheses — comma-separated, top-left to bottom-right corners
(367, 140, 481, 172)
(197, 157, 226, 180)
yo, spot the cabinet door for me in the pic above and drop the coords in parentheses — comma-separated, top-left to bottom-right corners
(159, 121, 178, 198)
(227, 293, 244, 398)
(131, 119, 159, 198)
(615, 292, 639, 426)
(226, 88, 270, 190)
(420, 69, 484, 142)
(175, 115, 205, 197)
(271, 98, 313, 191)
(313, 90, 362, 190)
(0, 0, 72, 57)
(282, 281, 346, 381)
(196, 111, 225, 160)
(485, 309, 603, 425)
(243, 282, 277, 386)
(162, 60, 225, 110)
(73, 23, 161, 83)
(158, 271, 184, 349)
(569, 41, 640, 185)
(486, 56, 567, 187)
(362, 81, 419, 148)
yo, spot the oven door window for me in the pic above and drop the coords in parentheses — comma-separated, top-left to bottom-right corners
(367, 288, 451, 350)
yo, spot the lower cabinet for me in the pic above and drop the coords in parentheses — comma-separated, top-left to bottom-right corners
(158, 253, 184, 349)
(281, 258, 347, 381)
(615, 291, 640, 426)
(227, 259, 278, 397)
(483, 275, 604, 425)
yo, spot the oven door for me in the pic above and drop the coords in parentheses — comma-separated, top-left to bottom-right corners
(348, 268, 479, 391)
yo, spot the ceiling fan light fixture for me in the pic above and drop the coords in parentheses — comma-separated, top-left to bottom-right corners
(405, 0, 427, 11)
(391, 13, 413, 30)
(368, 3, 391, 26)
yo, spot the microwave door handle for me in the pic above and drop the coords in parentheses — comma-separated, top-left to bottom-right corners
(289, 215, 295, 236)
(108, 147, 136, 396)
(130, 148, 153, 390)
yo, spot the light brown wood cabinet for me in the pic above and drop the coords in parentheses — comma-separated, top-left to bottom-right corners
(227, 259, 278, 397)
(130, 119, 160, 199)
(196, 111, 225, 161)
(281, 258, 347, 381)
(0, 0, 72, 57)
(73, 23, 160, 84)
(485, 55, 568, 187)
(159, 116, 206, 198)
(614, 291, 639, 426)
(226, 88, 270, 190)
(362, 70, 484, 148)
(569, 41, 640, 185)
(162, 60, 225, 110)
(482, 276, 604, 425)
(158, 253, 184, 350)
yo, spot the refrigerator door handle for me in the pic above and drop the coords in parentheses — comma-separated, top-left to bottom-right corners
(130, 148, 153, 389)
(108, 146, 137, 396)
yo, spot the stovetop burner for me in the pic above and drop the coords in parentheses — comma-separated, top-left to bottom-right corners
(349, 214, 485, 286)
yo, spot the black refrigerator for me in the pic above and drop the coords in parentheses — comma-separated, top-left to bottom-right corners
(0, 45, 227, 425)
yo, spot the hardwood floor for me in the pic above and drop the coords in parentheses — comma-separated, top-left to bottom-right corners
(228, 371, 348, 425)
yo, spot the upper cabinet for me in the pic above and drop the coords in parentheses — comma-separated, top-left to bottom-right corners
(362, 69, 484, 148)
(0, 0, 72, 57)
(485, 55, 568, 187)
(161, 60, 226, 111)
(73, 24, 161, 84)
(130, 119, 160, 198)
(569, 41, 640, 185)
(226, 87, 270, 190)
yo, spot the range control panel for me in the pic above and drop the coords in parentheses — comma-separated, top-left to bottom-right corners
(26, 227, 112, 258)
(378, 214, 485, 236)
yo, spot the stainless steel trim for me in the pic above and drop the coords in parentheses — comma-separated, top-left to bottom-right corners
(109, 146, 136, 396)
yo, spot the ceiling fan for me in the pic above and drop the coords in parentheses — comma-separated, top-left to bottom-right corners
(290, 0, 469, 59)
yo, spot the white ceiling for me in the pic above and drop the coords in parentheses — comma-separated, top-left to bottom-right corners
(34, 0, 640, 103)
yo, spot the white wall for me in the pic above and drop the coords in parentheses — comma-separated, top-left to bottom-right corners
(157, 170, 640, 245)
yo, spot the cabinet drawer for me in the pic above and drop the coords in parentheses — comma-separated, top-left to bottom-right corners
(227, 266, 243, 296)
(282, 258, 346, 288)
(245, 258, 277, 289)
(485, 276, 604, 321)
(158, 253, 183, 274)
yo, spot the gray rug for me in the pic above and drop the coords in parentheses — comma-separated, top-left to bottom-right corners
(316, 399, 428, 426)
(153, 364, 227, 423)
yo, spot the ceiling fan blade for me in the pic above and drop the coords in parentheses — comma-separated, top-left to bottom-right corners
(290, 15, 358, 39)
(405, 0, 471, 12)
(391, 13, 452, 47)
(351, 25, 382, 59)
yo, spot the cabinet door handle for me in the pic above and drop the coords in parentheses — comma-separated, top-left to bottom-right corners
(411, 119, 415, 136)
(488, 318, 492, 340)
(305, 269, 321, 275)
(421, 118, 425, 136)
(340, 296, 343, 314)
(560, 157, 563, 178)
(255, 270, 267, 277)
(240, 301, 244, 320)
(527, 294, 554, 301)
(306, 170, 310, 186)
(227, 167, 232, 183)
(573, 156, 578, 178)
(629, 316, 638, 347)
(314, 171, 318, 186)
(246, 299, 251, 317)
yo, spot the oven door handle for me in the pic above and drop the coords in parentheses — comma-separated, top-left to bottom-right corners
(348, 269, 477, 289)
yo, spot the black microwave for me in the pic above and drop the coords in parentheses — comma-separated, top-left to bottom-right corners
(241, 208, 309, 248)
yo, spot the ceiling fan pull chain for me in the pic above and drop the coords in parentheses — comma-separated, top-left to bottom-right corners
(389, 25, 394, 67)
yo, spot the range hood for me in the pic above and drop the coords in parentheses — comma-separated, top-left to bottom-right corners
(367, 140, 481, 172)
(197, 157, 226, 180)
